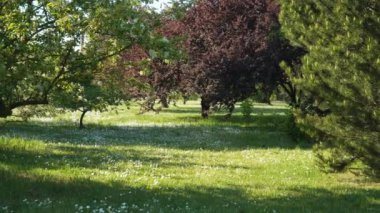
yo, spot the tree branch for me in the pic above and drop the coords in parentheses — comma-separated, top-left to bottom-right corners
(44, 47, 74, 95)
(9, 98, 49, 110)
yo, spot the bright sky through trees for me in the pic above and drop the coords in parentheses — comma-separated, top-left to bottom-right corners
(150, 0, 171, 11)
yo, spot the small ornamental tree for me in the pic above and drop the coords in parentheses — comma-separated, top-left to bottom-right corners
(280, 0, 380, 177)
(182, 0, 288, 118)
(52, 58, 128, 128)
(146, 18, 190, 109)
(118, 14, 189, 112)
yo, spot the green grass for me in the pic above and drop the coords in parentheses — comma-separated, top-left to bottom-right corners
(0, 101, 378, 212)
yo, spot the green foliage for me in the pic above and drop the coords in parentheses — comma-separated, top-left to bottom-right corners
(280, 0, 380, 177)
(166, 0, 196, 19)
(0, 0, 157, 118)
(14, 105, 62, 122)
(281, 110, 307, 143)
(51, 57, 129, 127)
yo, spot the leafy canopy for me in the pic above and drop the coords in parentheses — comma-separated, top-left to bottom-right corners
(0, 0, 154, 118)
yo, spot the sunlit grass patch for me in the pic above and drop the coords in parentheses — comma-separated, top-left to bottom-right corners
(0, 101, 378, 212)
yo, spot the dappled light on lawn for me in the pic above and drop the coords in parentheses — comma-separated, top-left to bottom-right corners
(0, 101, 378, 212)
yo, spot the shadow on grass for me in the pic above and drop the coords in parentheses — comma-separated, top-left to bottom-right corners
(161, 106, 202, 114)
(0, 143, 159, 171)
(172, 113, 290, 129)
(0, 140, 257, 173)
(0, 168, 378, 212)
(161, 104, 289, 115)
(0, 119, 310, 151)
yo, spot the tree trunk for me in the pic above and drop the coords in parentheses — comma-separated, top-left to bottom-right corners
(226, 104, 235, 118)
(160, 96, 169, 108)
(183, 95, 189, 105)
(201, 98, 210, 119)
(280, 82, 298, 107)
(79, 110, 89, 129)
(0, 98, 49, 118)
(0, 101, 12, 118)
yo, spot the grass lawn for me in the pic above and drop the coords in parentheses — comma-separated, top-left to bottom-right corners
(0, 101, 378, 212)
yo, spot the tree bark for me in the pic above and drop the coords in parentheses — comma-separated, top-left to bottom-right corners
(160, 96, 169, 108)
(201, 98, 210, 119)
(0, 100, 12, 118)
(280, 82, 298, 107)
(79, 110, 89, 129)
(9, 99, 49, 109)
(183, 95, 189, 105)
(0, 98, 49, 118)
(226, 103, 235, 118)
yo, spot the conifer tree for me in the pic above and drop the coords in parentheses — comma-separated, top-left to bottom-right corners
(280, 0, 380, 177)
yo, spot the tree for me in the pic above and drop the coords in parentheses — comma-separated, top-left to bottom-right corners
(280, 0, 380, 177)
(0, 0, 154, 118)
(182, 0, 284, 118)
(165, 0, 197, 19)
(120, 46, 186, 112)
(140, 0, 304, 118)
(144, 16, 191, 109)
(52, 57, 128, 128)
(117, 11, 189, 112)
